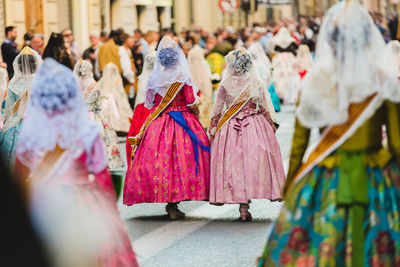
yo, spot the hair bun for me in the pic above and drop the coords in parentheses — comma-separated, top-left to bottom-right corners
(159, 47, 179, 68)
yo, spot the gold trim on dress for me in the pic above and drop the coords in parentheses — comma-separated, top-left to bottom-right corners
(128, 81, 184, 158)
(287, 93, 378, 194)
(214, 88, 250, 135)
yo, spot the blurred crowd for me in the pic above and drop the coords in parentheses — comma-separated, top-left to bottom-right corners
(2, 9, 399, 84)
(0, 9, 398, 101)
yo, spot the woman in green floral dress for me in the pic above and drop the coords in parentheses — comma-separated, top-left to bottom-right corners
(259, 1, 400, 266)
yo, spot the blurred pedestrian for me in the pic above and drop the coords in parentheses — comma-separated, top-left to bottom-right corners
(295, 44, 313, 81)
(188, 45, 213, 128)
(62, 28, 82, 61)
(73, 59, 124, 171)
(100, 30, 109, 43)
(1, 26, 19, 78)
(181, 41, 192, 57)
(269, 27, 300, 103)
(248, 42, 280, 112)
(0, 47, 42, 170)
(83, 31, 100, 79)
(42, 32, 75, 69)
(133, 29, 146, 55)
(97, 63, 133, 134)
(143, 30, 159, 54)
(97, 29, 123, 75)
(30, 34, 45, 56)
(131, 41, 143, 76)
(204, 34, 217, 56)
(119, 33, 137, 104)
(22, 32, 33, 48)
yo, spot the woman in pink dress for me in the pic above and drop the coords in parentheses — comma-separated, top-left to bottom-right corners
(209, 48, 286, 221)
(15, 59, 138, 267)
(123, 36, 210, 219)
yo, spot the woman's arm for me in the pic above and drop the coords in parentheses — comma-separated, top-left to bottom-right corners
(385, 100, 400, 165)
(285, 118, 311, 194)
(209, 86, 226, 137)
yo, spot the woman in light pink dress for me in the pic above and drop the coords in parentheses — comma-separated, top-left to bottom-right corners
(15, 59, 138, 267)
(123, 36, 210, 219)
(209, 48, 286, 221)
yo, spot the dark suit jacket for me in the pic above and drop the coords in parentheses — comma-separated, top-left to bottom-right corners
(1, 39, 19, 78)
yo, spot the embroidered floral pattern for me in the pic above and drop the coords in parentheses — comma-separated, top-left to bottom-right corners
(123, 85, 210, 204)
(259, 160, 400, 266)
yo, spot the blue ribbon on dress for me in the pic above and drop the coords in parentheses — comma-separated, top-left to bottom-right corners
(168, 111, 210, 174)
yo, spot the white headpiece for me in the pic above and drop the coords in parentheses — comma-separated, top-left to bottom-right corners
(135, 48, 156, 107)
(248, 42, 272, 84)
(2, 47, 42, 132)
(296, 0, 400, 128)
(73, 59, 95, 96)
(16, 58, 101, 169)
(248, 42, 276, 119)
(385, 40, 400, 78)
(188, 45, 212, 97)
(145, 36, 198, 109)
(96, 62, 133, 132)
(296, 44, 313, 72)
(210, 47, 275, 135)
(96, 63, 122, 96)
(268, 27, 296, 53)
(8, 47, 42, 96)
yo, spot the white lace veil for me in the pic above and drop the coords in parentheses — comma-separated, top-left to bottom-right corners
(73, 59, 96, 95)
(385, 40, 400, 78)
(16, 58, 101, 169)
(97, 63, 125, 96)
(2, 47, 42, 132)
(268, 27, 296, 53)
(296, 0, 400, 129)
(188, 45, 213, 101)
(296, 44, 313, 72)
(210, 47, 275, 135)
(248, 42, 276, 120)
(96, 62, 133, 132)
(135, 48, 156, 107)
(145, 36, 198, 109)
(248, 42, 272, 85)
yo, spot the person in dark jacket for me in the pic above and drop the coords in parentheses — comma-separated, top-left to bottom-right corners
(1, 26, 19, 78)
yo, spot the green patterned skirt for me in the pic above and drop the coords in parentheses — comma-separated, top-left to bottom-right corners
(259, 157, 400, 267)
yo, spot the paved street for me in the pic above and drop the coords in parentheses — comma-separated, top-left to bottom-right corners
(117, 105, 316, 267)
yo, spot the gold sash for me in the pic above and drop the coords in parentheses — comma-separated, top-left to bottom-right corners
(22, 146, 66, 203)
(2, 90, 29, 130)
(128, 82, 184, 155)
(29, 146, 67, 184)
(215, 89, 250, 134)
(9, 90, 28, 117)
(289, 93, 379, 189)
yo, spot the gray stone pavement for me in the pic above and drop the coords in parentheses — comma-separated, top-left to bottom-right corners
(117, 105, 316, 267)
